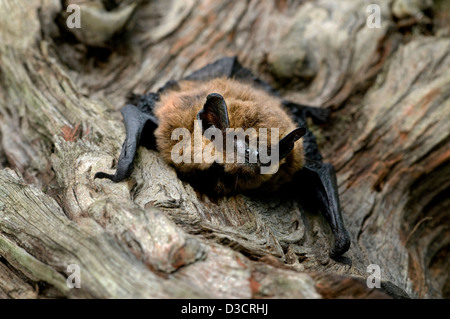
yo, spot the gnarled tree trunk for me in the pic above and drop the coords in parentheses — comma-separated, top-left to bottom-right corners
(0, 0, 448, 299)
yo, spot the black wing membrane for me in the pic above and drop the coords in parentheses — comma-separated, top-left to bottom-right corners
(95, 102, 158, 182)
(297, 160, 351, 258)
(283, 103, 350, 258)
(185, 56, 278, 95)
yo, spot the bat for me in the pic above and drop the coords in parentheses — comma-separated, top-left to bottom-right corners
(95, 57, 351, 259)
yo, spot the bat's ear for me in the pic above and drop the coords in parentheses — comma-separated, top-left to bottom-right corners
(278, 128, 306, 160)
(197, 93, 230, 132)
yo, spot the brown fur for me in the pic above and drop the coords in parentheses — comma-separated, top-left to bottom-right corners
(154, 77, 304, 195)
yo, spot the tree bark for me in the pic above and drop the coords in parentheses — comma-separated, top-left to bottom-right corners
(0, 0, 448, 299)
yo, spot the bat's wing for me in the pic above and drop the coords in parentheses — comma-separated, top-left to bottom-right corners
(95, 103, 158, 182)
(286, 104, 350, 258)
(184, 56, 239, 81)
(282, 100, 330, 125)
(185, 56, 278, 95)
(296, 159, 351, 258)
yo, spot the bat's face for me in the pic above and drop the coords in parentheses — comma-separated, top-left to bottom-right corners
(155, 79, 306, 195)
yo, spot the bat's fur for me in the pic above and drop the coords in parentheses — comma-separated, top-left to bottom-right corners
(154, 77, 304, 195)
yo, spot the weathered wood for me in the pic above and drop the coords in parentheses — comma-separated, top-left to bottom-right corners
(326, 37, 450, 298)
(0, 0, 448, 298)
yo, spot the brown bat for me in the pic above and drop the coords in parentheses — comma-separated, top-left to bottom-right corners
(95, 57, 351, 259)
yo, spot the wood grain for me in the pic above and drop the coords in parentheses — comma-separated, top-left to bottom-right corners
(0, 0, 448, 298)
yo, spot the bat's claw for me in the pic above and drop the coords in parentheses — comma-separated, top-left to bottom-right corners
(330, 229, 351, 259)
(94, 171, 116, 181)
